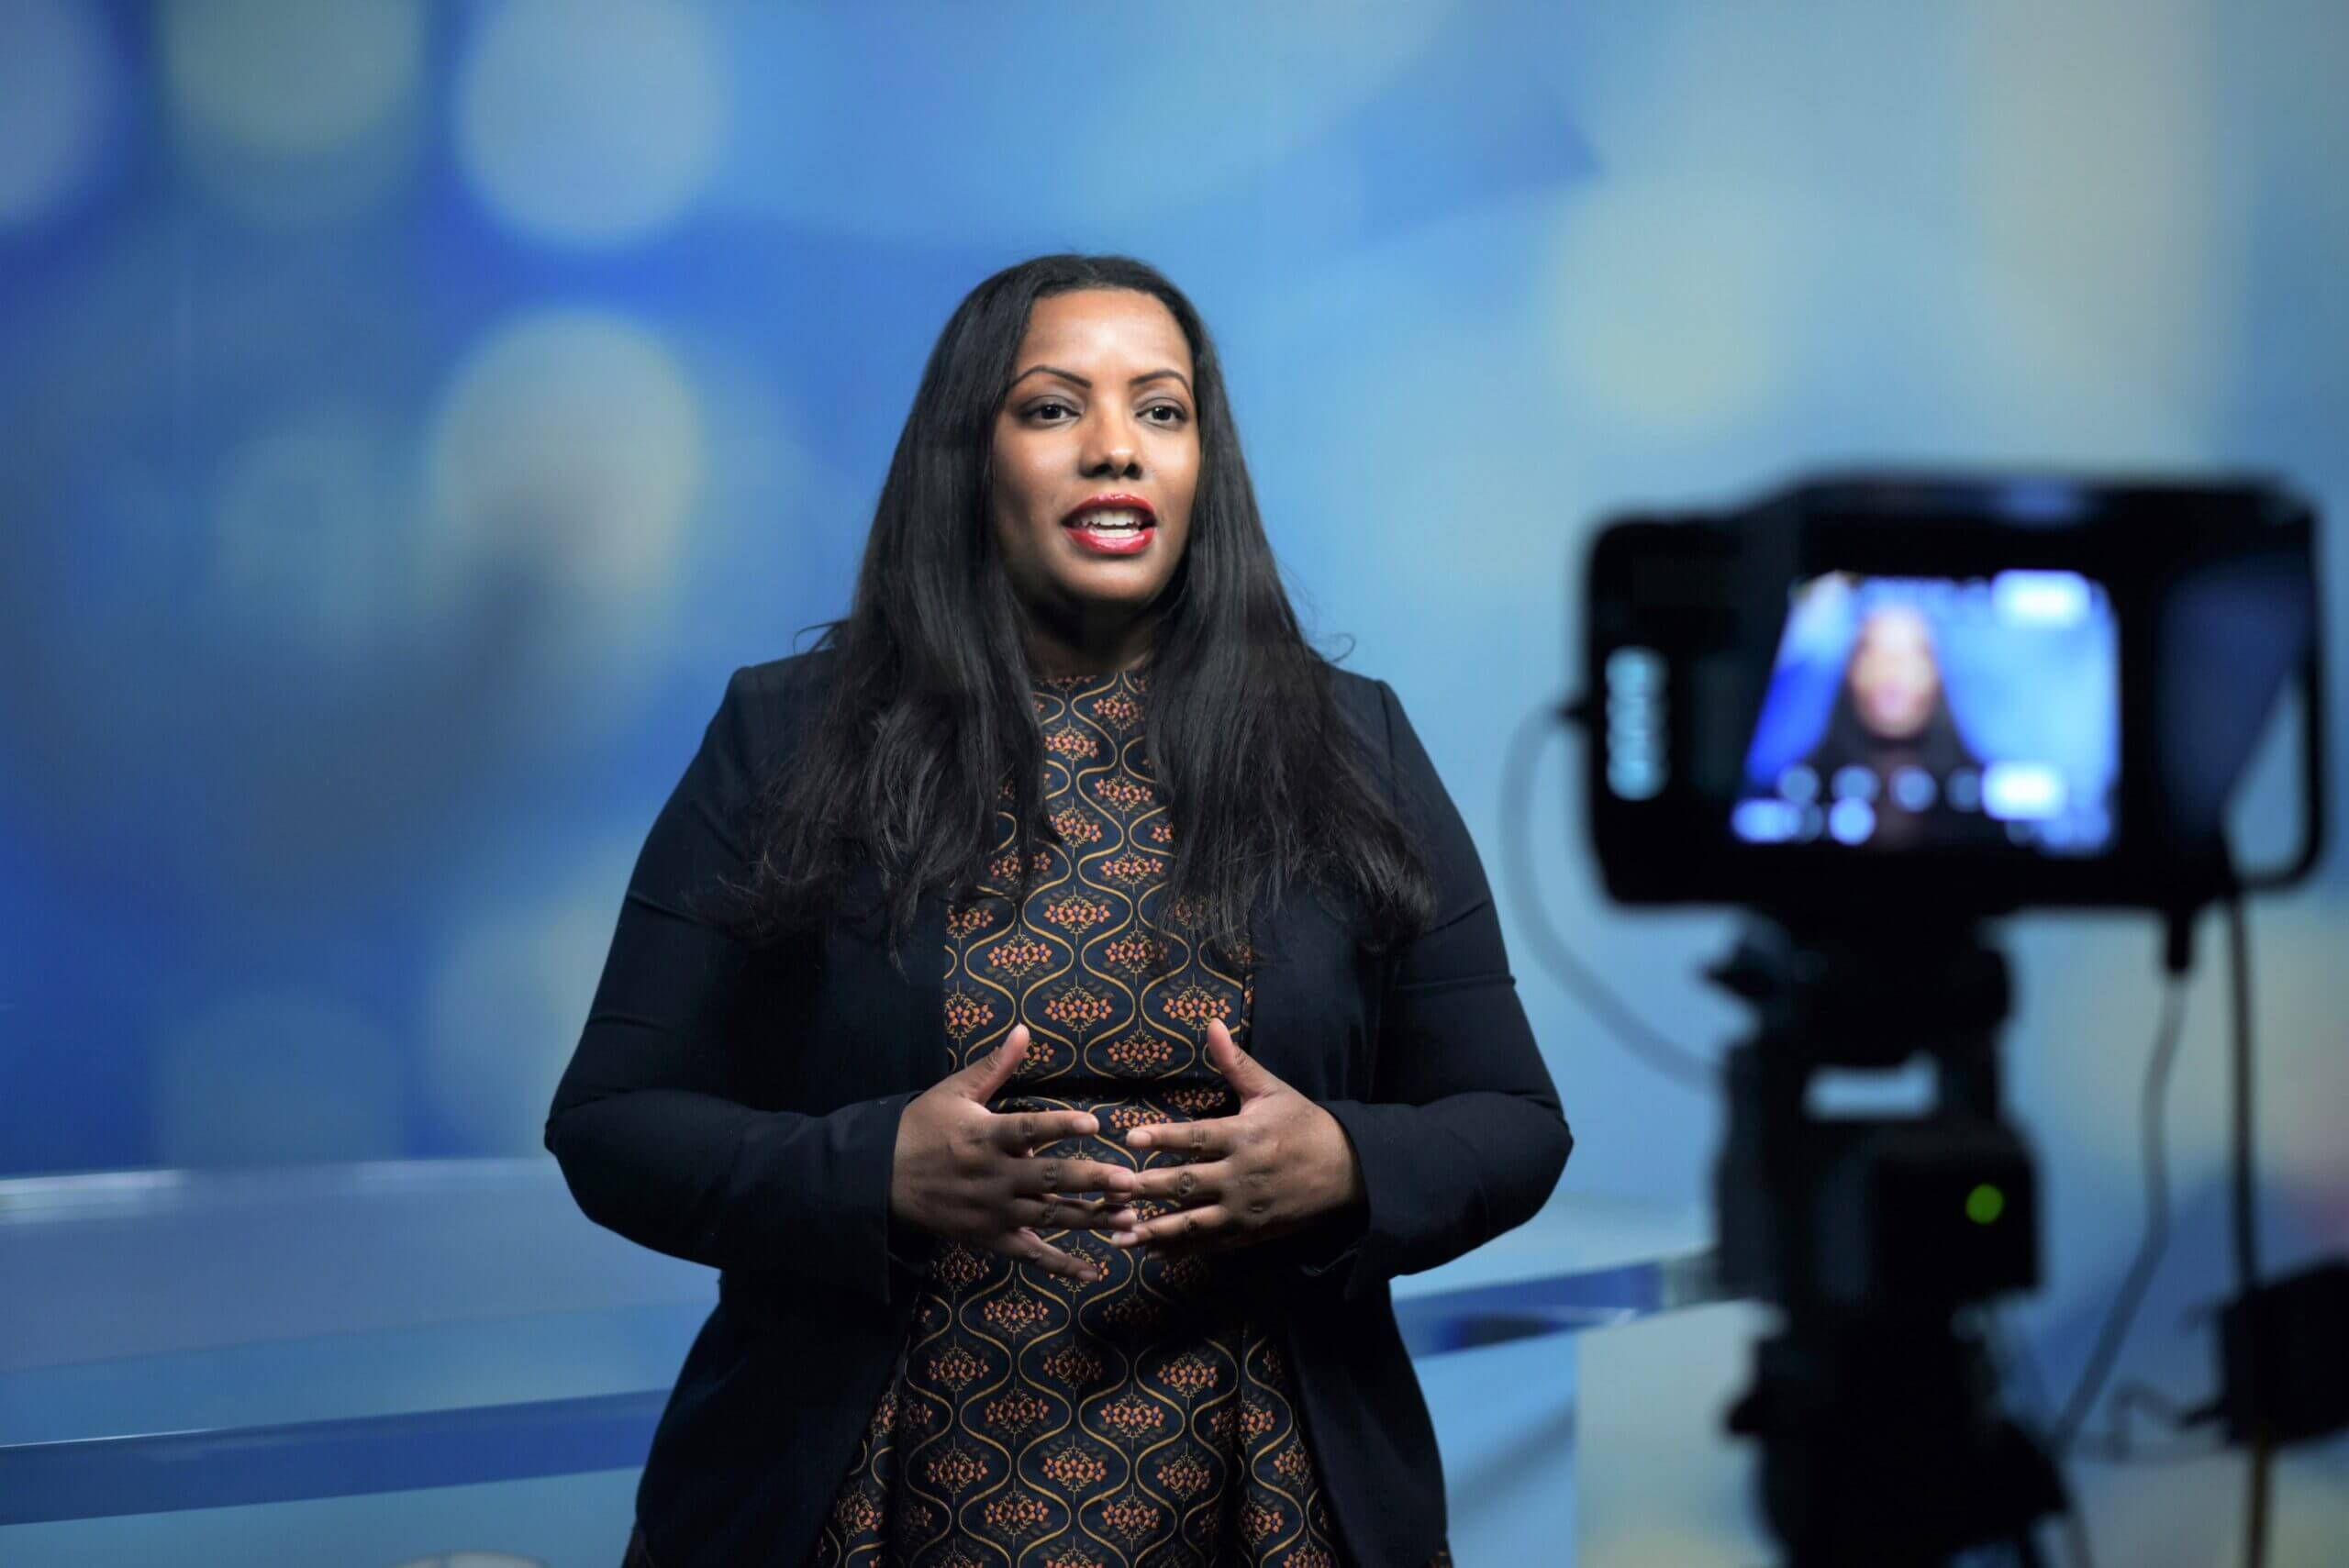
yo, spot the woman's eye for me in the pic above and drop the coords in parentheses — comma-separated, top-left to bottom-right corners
(1142, 405, 1187, 425)
(1030, 400, 1075, 421)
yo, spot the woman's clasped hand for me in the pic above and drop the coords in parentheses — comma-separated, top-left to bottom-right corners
(888, 1024, 1141, 1284)
(1114, 1017, 1364, 1255)
(886, 1018, 1366, 1282)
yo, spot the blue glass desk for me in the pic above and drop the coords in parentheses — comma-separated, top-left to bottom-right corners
(0, 1162, 1713, 1562)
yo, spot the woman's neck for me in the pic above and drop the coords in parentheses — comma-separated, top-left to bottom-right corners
(1021, 618, 1157, 680)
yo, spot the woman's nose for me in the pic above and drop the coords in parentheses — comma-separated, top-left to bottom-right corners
(1085, 444, 1139, 478)
(1083, 417, 1141, 478)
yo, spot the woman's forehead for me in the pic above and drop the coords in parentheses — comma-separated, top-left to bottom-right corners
(1018, 289, 1191, 370)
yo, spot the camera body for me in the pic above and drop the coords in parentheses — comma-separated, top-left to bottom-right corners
(1584, 473, 2323, 917)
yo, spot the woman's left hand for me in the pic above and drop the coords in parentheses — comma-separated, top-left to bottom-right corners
(1109, 1018, 1364, 1254)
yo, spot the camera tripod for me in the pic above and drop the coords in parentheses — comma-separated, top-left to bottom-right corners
(1710, 917, 2068, 1566)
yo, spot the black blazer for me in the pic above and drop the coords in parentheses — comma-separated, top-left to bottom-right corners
(545, 650, 1573, 1567)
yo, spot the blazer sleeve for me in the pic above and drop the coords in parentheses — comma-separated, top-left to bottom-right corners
(1292, 677, 1575, 1302)
(543, 664, 922, 1309)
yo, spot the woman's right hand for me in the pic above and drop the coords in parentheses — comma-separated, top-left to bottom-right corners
(889, 1024, 1141, 1284)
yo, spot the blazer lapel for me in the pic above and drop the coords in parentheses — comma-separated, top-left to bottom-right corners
(1245, 875, 1351, 1100)
(893, 883, 949, 1094)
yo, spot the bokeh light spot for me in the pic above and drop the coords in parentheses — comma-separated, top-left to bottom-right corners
(161, 0, 424, 156)
(0, 0, 114, 227)
(455, 0, 726, 246)
(420, 305, 705, 619)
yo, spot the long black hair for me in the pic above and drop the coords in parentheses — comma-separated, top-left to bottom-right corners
(710, 253, 1438, 979)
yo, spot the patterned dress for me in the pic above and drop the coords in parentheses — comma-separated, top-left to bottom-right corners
(806, 667, 1453, 1568)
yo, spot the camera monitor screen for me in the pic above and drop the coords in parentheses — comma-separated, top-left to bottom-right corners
(1731, 572, 2119, 854)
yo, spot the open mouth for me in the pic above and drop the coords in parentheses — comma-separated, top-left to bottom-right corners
(1060, 496, 1157, 553)
(1063, 508, 1152, 537)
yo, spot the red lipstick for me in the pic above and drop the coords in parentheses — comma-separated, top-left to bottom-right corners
(1060, 494, 1156, 556)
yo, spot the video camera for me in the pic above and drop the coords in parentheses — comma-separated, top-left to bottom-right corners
(1571, 473, 2328, 1565)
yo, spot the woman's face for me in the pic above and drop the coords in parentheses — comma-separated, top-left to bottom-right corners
(1847, 605, 1943, 740)
(989, 288, 1198, 671)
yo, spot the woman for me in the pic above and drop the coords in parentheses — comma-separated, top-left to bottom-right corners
(548, 254, 1572, 1568)
(1798, 602, 1998, 850)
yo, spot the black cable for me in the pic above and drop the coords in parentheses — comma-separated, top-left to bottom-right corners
(2051, 976, 2191, 1452)
(1497, 701, 1716, 1091)
(2224, 890, 2272, 1568)
(2226, 895, 2259, 1350)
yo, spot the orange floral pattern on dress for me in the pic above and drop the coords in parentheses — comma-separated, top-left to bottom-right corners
(981, 1488, 1054, 1539)
(1101, 1032, 1174, 1076)
(1165, 1085, 1235, 1118)
(932, 1243, 985, 1295)
(1159, 1252, 1208, 1292)
(1042, 892, 1115, 936)
(1098, 931, 1167, 980)
(1155, 1448, 1215, 1499)
(1091, 773, 1153, 815)
(1163, 982, 1233, 1031)
(1100, 1104, 1158, 1136)
(982, 1387, 1050, 1435)
(1040, 1343, 1100, 1387)
(1040, 982, 1117, 1037)
(840, 1487, 885, 1535)
(979, 1288, 1053, 1340)
(941, 988, 995, 1044)
(985, 932, 1056, 981)
(1097, 1293, 1163, 1335)
(926, 1344, 984, 1394)
(807, 667, 1447, 1568)
(1097, 850, 1163, 887)
(1040, 1440, 1108, 1493)
(1098, 1393, 1167, 1442)
(924, 1442, 986, 1493)
(989, 846, 1055, 884)
(1051, 805, 1105, 846)
(1154, 1352, 1219, 1400)
(1092, 690, 1141, 730)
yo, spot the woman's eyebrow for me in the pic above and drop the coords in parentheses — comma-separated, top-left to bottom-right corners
(1009, 364, 1193, 394)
